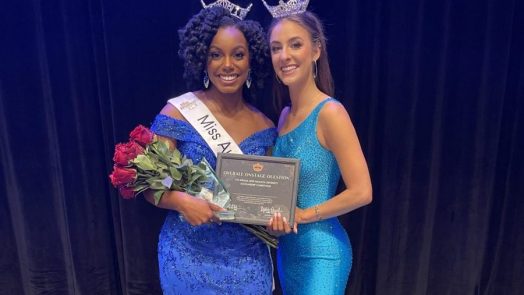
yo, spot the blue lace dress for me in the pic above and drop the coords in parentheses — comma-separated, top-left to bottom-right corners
(273, 99, 352, 295)
(150, 114, 277, 295)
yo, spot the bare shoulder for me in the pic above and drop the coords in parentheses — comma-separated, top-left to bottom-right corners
(318, 100, 351, 125)
(317, 100, 360, 150)
(159, 103, 186, 121)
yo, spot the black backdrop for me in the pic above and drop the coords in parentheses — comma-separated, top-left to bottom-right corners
(1, 0, 523, 294)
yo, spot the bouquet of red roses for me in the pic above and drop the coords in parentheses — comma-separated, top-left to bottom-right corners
(109, 125, 213, 204)
(109, 125, 277, 248)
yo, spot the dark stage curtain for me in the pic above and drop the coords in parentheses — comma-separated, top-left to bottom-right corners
(1, 0, 522, 294)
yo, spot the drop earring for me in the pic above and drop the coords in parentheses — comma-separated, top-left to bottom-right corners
(203, 71, 209, 89)
(246, 69, 252, 88)
(313, 60, 318, 79)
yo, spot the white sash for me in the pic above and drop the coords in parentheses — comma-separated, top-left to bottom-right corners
(167, 92, 243, 157)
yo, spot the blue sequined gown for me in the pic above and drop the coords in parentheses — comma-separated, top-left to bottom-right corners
(273, 98, 352, 295)
(150, 114, 276, 295)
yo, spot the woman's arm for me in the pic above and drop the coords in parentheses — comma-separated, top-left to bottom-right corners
(296, 101, 372, 223)
(144, 190, 223, 225)
(143, 103, 223, 225)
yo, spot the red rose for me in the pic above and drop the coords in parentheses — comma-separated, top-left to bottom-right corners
(130, 125, 155, 146)
(113, 141, 144, 166)
(118, 186, 135, 199)
(109, 166, 137, 187)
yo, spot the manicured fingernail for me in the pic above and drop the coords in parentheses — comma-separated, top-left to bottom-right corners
(283, 217, 287, 223)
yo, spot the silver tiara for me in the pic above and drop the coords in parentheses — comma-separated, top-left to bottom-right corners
(201, 0, 253, 20)
(261, 0, 310, 18)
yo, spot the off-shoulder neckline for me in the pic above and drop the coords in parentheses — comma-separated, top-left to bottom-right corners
(155, 113, 276, 147)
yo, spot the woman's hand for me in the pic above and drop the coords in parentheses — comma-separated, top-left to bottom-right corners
(163, 191, 224, 226)
(267, 212, 296, 235)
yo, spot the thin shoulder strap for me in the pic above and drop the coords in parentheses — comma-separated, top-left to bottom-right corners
(310, 97, 337, 126)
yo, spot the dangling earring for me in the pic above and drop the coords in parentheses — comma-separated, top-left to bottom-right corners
(313, 60, 318, 79)
(203, 71, 209, 89)
(246, 69, 252, 89)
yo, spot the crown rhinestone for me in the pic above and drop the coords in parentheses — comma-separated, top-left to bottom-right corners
(201, 0, 253, 20)
(261, 0, 310, 18)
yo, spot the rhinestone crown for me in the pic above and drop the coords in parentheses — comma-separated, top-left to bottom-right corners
(201, 0, 253, 20)
(261, 0, 310, 18)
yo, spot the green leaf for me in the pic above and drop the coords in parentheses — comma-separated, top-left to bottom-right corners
(172, 148, 181, 158)
(146, 179, 165, 190)
(156, 162, 168, 170)
(190, 173, 204, 183)
(169, 167, 182, 180)
(171, 149, 182, 164)
(132, 154, 157, 170)
(149, 182, 165, 190)
(134, 184, 149, 191)
(171, 184, 183, 191)
(147, 141, 171, 165)
(182, 158, 193, 167)
(156, 140, 169, 154)
(153, 190, 164, 206)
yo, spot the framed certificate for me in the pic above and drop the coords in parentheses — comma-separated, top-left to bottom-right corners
(216, 153, 300, 226)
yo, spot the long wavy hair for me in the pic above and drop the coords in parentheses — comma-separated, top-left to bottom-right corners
(267, 11, 334, 111)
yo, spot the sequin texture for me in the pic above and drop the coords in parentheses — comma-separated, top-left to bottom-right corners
(151, 114, 277, 294)
(273, 98, 352, 295)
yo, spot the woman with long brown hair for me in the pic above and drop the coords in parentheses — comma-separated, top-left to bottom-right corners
(265, 5, 372, 294)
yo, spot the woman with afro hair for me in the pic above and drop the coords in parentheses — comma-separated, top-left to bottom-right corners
(144, 6, 276, 294)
